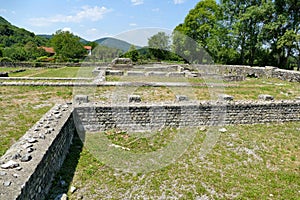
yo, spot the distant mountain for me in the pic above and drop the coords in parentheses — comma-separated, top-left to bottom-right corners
(0, 16, 47, 47)
(94, 37, 140, 52)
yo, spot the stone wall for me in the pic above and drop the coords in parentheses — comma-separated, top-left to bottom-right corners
(74, 100, 300, 132)
(0, 104, 75, 200)
(0, 62, 109, 68)
(195, 65, 300, 82)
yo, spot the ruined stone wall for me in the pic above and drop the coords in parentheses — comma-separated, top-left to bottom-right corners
(0, 104, 75, 200)
(74, 100, 300, 132)
(0, 62, 109, 68)
(195, 65, 300, 82)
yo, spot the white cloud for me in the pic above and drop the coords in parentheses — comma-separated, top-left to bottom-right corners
(29, 6, 111, 26)
(174, 0, 186, 4)
(131, 0, 144, 6)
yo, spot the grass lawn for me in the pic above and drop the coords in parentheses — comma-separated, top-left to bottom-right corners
(49, 122, 300, 199)
(0, 86, 73, 156)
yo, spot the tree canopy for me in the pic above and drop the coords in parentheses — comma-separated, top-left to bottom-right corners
(176, 0, 300, 69)
(50, 30, 86, 61)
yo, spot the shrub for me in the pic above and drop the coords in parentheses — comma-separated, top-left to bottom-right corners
(0, 57, 14, 62)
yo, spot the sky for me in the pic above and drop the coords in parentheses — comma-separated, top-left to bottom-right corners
(0, 0, 200, 46)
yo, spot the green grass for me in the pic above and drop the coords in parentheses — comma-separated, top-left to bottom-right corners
(56, 123, 300, 199)
(32, 67, 80, 77)
(0, 86, 73, 156)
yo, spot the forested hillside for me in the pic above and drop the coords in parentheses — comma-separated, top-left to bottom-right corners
(0, 16, 49, 61)
(0, 16, 47, 48)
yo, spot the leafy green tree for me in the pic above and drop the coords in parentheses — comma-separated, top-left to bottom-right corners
(177, 0, 300, 68)
(148, 32, 170, 60)
(122, 45, 140, 62)
(90, 45, 123, 62)
(3, 47, 27, 61)
(50, 30, 86, 61)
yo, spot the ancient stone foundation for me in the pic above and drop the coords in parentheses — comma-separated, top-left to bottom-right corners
(0, 104, 75, 200)
(1, 99, 300, 199)
(74, 100, 300, 132)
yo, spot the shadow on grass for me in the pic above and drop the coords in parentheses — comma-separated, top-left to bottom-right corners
(46, 130, 84, 200)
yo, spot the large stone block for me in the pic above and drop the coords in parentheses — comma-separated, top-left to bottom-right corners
(218, 94, 234, 101)
(258, 94, 274, 101)
(74, 95, 89, 104)
(175, 95, 189, 102)
(128, 95, 141, 103)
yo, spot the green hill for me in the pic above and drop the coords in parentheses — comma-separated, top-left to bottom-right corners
(94, 37, 138, 52)
(0, 16, 47, 47)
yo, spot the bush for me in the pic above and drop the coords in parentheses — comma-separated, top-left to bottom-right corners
(0, 57, 14, 62)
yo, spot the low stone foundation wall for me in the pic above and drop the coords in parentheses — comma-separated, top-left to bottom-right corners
(195, 65, 300, 82)
(74, 100, 300, 132)
(0, 62, 109, 68)
(0, 104, 75, 200)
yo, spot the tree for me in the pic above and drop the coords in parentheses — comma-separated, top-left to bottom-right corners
(90, 45, 122, 62)
(148, 32, 170, 60)
(123, 45, 139, 62)
(177, 0, 300, 68)
(50, 30, 86, 61)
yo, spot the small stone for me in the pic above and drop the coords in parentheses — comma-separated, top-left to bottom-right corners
(46, 128, 54, 134)
(128, 95, 141, 103)
(219, 128, 227, 133)
(70, 186, 77, 193)
(39, 133, 46, 139)
(20, 154, 32, 162)
(55, 114, 61, 119)
(0, 171, 7, 176)
(258, 94, 274, 101)
(12, 173, 19, 178)
(199, 127, 206, 131)
(11, 153, 21, 160)
(15, 167, 23, 171)
(3, 181, 11, 187)
(54, 193, 68, 200)
(1, 160, 19, 169)
(74, 95, 89, 104)
(44, 125, 50, 129)
(218, 94, 234, 101)
(27, 138, 38, 143)
(175, 95, 189, 102)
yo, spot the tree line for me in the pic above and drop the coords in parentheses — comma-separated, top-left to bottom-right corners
(176, 0, 300, 69)
(125, 0, 299, 69)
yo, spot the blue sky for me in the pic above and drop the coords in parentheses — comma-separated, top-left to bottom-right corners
(0, 0, 200, 46)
